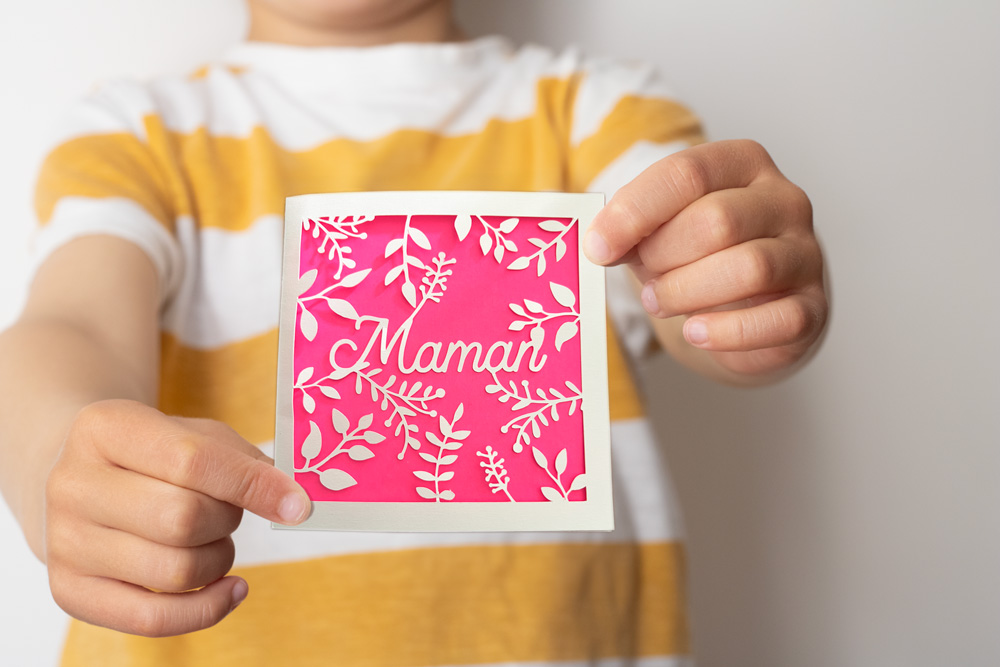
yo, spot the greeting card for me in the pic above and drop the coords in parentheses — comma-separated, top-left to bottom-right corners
(274, 192, 611, 531)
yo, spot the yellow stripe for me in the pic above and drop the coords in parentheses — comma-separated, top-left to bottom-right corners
(61, 541, 689, 667)
(37, 80, 695, 235)
(159, 323, 643, 445)
(570, 95, 704, 192)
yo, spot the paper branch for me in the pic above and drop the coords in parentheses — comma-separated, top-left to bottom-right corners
(508, 281, 581, 352)
(505, 218, 576, 277)
(531, 446, 586, 502)
(486, 372, 583, 453)
(414, 403, 470, 502)
(476, 445, 515, 501)
(294, 408, 387, 491)
(302, 215, 371, 280)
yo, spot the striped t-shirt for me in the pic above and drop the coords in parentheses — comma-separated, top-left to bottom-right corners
(34, 36, 703, 667)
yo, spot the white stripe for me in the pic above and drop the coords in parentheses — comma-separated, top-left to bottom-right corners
(163, 215, 282, 348)
(30, 197, 183, 306)
(234, 418, 682, 567)
(571, 60, 677, 146)
(45, 42, 612, 153)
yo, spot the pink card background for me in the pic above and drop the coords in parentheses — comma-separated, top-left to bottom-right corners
(292, 213, 587, 503)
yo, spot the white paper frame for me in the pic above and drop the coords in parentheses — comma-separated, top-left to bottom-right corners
(275, 191, 611, 532)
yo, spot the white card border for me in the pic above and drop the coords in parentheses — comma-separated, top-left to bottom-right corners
(275, 191, 611, 532)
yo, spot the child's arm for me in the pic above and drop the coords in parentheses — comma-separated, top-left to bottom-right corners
(0, 236, 310, 636)
(586, 140, 828, 386)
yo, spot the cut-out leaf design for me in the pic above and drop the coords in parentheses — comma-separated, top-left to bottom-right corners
(385, 238, 404, 257)
(499, 218, 519, 234)
(479, 232, 491, 255)
(507, 256, 530, 271)
(550, 282, 576, 308)
(348, 445, 374, 461)
(385, 264, 404, 285)
(416, 487, 436, 499)
(302, 392, 316, 414)
(299, 308, 318, 341)
(320, 468, 357, 491)
(328, 299, 359, 320)
(540, 486, 564, 502)
(338, 269, 371, 288)
(524, 299, 544, 313)
(555, 448, 568, 476)
(539, 220, 566, 233)
(301, 421, 322, 461)
(409, 226, 431, 250)
(298, 269, 317, 296)
(555, 239, 567, 261)
(454, 214, 472, 241)
(493, 244, 505, 263)
(554, 322, 579, 352)
(532, 447, 548, 470)
(569, 474, 587, 492)
(331, 408, 349, 435)
(320, 386, 341, 399)
(402, 281, 417, 307)
(364, 431, 386, 444)
(358, 413, 373, 429)
(438, 490, 455, 501)
(296, 367, 314, 385)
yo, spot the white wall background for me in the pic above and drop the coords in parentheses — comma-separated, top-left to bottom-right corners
(1, 1, 997, 665)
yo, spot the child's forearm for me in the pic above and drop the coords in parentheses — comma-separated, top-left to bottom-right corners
(0, 319, 155, 559)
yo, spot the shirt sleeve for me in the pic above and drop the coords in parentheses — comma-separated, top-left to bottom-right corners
(30, 81, 184, 307)
(568, 57, 705, 362)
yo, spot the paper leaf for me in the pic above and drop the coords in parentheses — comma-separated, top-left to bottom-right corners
(569, 474, 587, 492)
(454, 403, 464, 422)
(348, 445, 375, 461)
(550, 282, 577, 308)
(402, 281, 417, 307)
(331, 408, 349, 435)
(493, 244, 505, 263)
(338, 269, 371, 288)
(438, 490, 456, 501)
(419, 452, 438, 464)
(479, 233, 491, 255)
(454, 214, 472, 241)
(439, 454, 458, 466)
(555, 448, 568, 476)
(385, 264, 404, 285)
(364, 431, 386, 444)
(426, 432, 443, 447)
(319, 468, 357, 491)
(506, 256, 530, 271)
(509, 321, 528, 332)
(537, 254, 547, 276)
(439, 415, 453, 438)
(416, 487, 437, 499)
(299, 308, 318, 341)
(524, 299, 544, 314)
(541, 486, 564, 502)
(358, 413, 373, 430)
(320, 386, 341, 399)
(555, 239, 567, 261)
(328, 299, 359, 320)
(532, 447, 548, 470)
(554, 322, 579, 352)
(302, 391, 316, 414)
(296, 367, 314, 385)
(409, 226, 431, 250)
(385, 238, 404, 257)
(539, 220, 566, 233)
(439, 439, 464, 451)
(413, 470, 437, 482)
(301, 421, 322, 460)
(499, 218, 519, 233)
(438, 471, 455, 482)
(451, 429, 471, 441)
(298, 269, 317, 296)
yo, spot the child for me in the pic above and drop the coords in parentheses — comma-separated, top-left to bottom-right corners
(0, 0, 827, 664)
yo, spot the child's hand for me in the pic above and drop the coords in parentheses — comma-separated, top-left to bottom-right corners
(585, 139, 828, 381)
(44, 400, 310, 637)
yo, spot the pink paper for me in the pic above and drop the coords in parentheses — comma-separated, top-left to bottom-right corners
(292, 213, 588, 503)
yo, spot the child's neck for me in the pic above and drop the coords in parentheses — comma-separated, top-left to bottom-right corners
(246, 0, 463, 48)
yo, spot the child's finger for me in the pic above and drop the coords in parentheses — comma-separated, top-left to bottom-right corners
(53, 524, 236, 594)
(682, 291, 827, 352)
(78, 401, 310, 525)
(584, 139, 775, 266)
(79, 466, 242, 547)
(641, 237, 821, 318)
(635, 180, 807, 274)
(50, 571, 247, 637)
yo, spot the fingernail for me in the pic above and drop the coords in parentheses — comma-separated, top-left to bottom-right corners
(278, 493, 308, 524)
(685, 319, 709, 346)
(231, 579, 249, 610)
(583, 230, 612, 265)
(640, 282, 662, 316)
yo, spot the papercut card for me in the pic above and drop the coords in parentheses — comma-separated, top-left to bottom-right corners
(275, 192, 611, 532)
